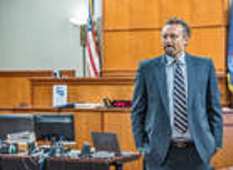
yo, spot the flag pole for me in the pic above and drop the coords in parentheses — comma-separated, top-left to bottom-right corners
(80, 25, 87, 77)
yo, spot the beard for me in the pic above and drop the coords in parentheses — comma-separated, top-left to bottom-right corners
(164, 45, 176, 57)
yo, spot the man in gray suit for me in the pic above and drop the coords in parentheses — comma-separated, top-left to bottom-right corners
(131, 18, 223, 170)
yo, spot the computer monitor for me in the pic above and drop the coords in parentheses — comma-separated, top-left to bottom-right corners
(34, 114, 75, 142)
(0, 114, 34, 140)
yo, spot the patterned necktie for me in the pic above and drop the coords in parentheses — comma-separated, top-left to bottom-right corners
(173, 61, 188, 134)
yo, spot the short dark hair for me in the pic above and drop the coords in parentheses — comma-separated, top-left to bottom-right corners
(164, 17, 191, 38)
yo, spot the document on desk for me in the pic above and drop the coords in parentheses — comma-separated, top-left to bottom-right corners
(74, 103, 104, 108)
(53, 85, 67, 107)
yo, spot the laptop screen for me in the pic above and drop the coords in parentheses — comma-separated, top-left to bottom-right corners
(91, 132, 121, 156)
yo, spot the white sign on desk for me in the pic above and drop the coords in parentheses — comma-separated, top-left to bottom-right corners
(53, 85, 67, 107)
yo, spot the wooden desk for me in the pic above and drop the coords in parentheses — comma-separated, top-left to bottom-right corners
(0, 152, 140, 170)
(0, 154, 40, 170)
(46, 153, 140, 170)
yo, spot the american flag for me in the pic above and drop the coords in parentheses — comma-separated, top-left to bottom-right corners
(85, 0, 101, 77)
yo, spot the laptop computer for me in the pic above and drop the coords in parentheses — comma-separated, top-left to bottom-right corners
(91, 132, 135, 157)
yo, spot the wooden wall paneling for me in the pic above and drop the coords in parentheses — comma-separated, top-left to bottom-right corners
(103, 0, 228, 30)
(103, 30, 163, 71)
(104, 112, 135, 151)
(31, 82, 54, 108)
(103, 27, 226, 72)
(103, 0, 164, 30)
(189, 0, 228, 27)
(68, 83, 134, 104)
(160, 0, 227, 27)
(74, 111, 103, 149)
(186, 27, 227, 72)
(218, 74, 229, 107)
(0, 77, 31, 108)
(103, 0, 131, 30)
(127, 0, 161, 29)
(104, 111, 143, 170)
(212, 114, 233, 169)
(159, 0, 192, 25)
(102, 70, 136, 78)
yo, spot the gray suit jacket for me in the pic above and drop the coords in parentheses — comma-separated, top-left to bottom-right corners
(131, 54, 223, 164)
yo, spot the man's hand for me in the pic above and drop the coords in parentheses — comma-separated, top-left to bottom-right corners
(138, 147, 146, 157)
(214, 148, 220, 156)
